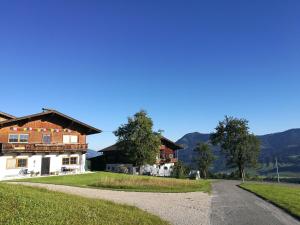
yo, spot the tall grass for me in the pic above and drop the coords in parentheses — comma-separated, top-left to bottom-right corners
(90, 175, 210, 192)
(13, 172, 211, 193)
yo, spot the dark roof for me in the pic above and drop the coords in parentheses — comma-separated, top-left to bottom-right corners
(0, 109, 101, 135)
(160, 136, 183, 150)
(99, 136, 183, 152)
(0, 112, 16, 120)
(100, 144, 119, 152)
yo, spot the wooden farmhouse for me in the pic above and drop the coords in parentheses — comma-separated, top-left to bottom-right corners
(90, 137, 182, 176)
(0, 109, 101, 179)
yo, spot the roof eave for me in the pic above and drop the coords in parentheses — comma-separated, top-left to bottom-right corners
(0, 110, 102, 135)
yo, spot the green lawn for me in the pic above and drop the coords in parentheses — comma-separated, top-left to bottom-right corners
(13, 172, 211, 193)
(239, 182, 300, 219)
(0, 183, 169, 225)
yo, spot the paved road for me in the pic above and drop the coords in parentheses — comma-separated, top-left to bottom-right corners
(211, 180, 300, 225)
(12, 182, 211, 225)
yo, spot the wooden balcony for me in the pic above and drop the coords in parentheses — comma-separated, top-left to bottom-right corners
(156, 157, 178, 164)
(0, 143, 88, 154)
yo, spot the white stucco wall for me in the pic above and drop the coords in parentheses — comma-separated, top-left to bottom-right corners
(105, 163, 175, 177)
(0, 153, 86, 179)
(152, 163, 174, 177)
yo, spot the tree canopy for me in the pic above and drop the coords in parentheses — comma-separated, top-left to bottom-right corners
(114, 110, 161, 167)
(210, 116, 260, 181)
(194, 143, 215, 179)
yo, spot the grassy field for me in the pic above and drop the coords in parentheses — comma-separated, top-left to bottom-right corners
(13, 172, 211, 193)
(239, 182, 300, 219)
(0, 183, 169, 225)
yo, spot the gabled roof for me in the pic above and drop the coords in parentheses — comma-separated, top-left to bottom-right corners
(99, 144, 118, 152)
(99, 136, 183, 152)
(0, 109, 101, 135)
(160, 136, 183, 150)
(0, 111, 16, 120)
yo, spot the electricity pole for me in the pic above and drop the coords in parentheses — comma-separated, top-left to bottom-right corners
(275, 157, 280, 183)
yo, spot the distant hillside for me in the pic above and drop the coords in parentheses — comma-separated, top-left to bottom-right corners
(176, 129, 300, 177)
(86, 149, 101, 159)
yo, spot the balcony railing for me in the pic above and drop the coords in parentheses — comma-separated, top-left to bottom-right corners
(156, 157, 178, 164)
(0, 143, 88, 153)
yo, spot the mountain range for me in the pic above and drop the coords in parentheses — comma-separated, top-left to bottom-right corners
(176, 129, 300, 177)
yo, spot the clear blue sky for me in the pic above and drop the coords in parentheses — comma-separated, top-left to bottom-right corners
(1, 1, 300, 149)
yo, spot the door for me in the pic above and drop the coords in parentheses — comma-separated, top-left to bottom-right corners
(41, 157, 50, 175)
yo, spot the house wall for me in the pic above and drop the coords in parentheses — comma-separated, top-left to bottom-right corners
(160, 145, 175, 159)
(0, 120, 86, 144)
(104, 162, 175, 177)
(0, 116, 8, 122)
(0, 153, 85, 179)
(156, 163, 174, 177)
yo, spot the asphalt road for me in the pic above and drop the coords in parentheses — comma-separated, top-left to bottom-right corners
(210, 180, 300, 225)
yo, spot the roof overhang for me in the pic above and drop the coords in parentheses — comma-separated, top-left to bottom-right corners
(0, 112, 16, 120)
(99, 136, 183, 152)
(161, 136, 183, 150)
(0, 110, 101, 135)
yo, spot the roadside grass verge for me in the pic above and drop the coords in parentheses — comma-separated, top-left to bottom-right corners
(239, 182, 300, 219)
(0, 183, 169, 225)
(11, 172, 211, 193)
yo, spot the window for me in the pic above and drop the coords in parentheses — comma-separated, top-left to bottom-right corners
(70, 136, 78, 143)
(63, 135, 69, 144)
(63, 135, 78, 144)
(17, 158, 27, 167)
(62, 157, 78, 165)
(62, 158, 70, 165)
(6, 158, 27, 169)
(8, 134, 29, 143)
(19, 134, 29, 143)
(70, 157, 77, 165)
(8, 134, 19, 143)
(43, 134, 51, 144)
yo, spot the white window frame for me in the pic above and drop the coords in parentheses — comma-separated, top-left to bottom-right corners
(70, 135, 78, 144)
(8, 134, 29, 143)
(63, 135, 78, 144)
(19, 134, 29, 143)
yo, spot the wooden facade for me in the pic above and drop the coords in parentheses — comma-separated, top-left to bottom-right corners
(91, 137, 182, 169)
(158, 144, 178, 164)
(0, 109, 101, 179)
(0, 109, 101, 155)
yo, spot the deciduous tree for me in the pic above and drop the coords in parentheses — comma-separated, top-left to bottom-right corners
(114, 110, 161, 168)
(194, 143, 215, 179)
(210, 116, 260, 182)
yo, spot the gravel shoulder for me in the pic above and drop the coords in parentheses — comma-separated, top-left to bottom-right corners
(11, 182, 211, 225)
(211, 180, 300, 225)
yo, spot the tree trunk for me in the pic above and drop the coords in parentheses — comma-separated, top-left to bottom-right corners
(238, 164, 245, 182)
(138, 166, 142, 175)
(203, 170, 207, 179)
(242, 169, 245, 183)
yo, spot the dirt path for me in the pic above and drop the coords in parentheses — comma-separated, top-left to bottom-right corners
(211, 180, 300, 225)
(12, 182, 211, 225)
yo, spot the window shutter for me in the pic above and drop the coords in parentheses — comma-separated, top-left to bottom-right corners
(6, 158, 16, 169)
